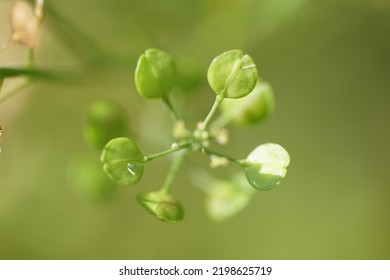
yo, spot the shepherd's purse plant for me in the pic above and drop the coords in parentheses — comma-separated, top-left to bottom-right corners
(97, 48, 290, 223)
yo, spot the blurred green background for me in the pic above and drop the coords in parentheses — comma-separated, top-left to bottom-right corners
(1, 0, 390, 259)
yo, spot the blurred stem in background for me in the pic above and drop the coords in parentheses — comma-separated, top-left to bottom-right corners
(160, 150, 187, 194)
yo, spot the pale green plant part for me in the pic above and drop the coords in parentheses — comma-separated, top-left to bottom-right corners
(84, 100, 129, 150)
(137, 191, 184, 223)
(205, 174, 255, 222)
(245, 143, 290, 191)
(220, 81, 274, 126)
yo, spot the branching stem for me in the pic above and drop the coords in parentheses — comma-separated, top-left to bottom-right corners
(143, 142, 191, 163)
(202, 147, 247, 167)
(201, 95, 224, 129)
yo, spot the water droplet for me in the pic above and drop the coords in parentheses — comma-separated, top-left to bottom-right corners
(127, 163, 135, 176)
(171, 143, 179, 149)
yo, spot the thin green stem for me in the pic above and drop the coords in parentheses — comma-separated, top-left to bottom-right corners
(0, 79, 32, 103)
(202, 95, 224, 129)
(202, 147, 247, 167)
(27, 48, 35, 68)
(160, 150, 187, 194)
(143, 142, 191, 163)
(163, 97, 179, 123)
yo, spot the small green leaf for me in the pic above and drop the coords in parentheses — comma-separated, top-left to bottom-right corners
(135, 48, 177, 99)
(245, 143, 290, 191)
(205, 174, 255, 222)
(220, 81, 274, 126)
(137, 191, 184, 223)
(207, 50, 258, 99)
(101, 137, 144, 185)
(84, 100, 129, 150)
(68, 154, 116, 202)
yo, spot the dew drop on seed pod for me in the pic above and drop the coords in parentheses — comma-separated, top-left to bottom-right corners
(127, 162, 135, 176)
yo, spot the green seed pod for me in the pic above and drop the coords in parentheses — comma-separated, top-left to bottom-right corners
(84, 100, 129, 150)
(101, 137, 144, 185)
(68, 154, 116, 202)
(207, 50, 258, 99)
(220, 81, 274, 126)
(136, 191, 184, 223)
(135, 48, 177, 99)
(244, 143, 290, 191)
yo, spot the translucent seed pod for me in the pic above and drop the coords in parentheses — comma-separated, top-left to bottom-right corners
(10, 1, 41, 48)
(244, 143, 290, 191)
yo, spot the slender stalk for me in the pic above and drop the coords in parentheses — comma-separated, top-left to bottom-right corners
(27, 48, 35, 68)
(163, 97, 179, 123)
(201, 95, 224, 129)
(143, 142, 191, 162)
(160, 150, 187, 194)
(202, 147, 247, 167)
(0, 80, 32, 103)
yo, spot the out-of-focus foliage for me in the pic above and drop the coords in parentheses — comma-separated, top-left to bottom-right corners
(219, 81, 274, 126)
(84, 100, 129, 150)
